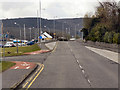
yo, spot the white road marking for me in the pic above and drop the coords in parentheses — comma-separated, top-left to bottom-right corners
(21, 62, 30, 66)
(14, 66, 19, 69)
(77, 60, 79, 63)
(79, 65, 83, 69)
(88, 79, 91, 83)
(26, 66, 30, 69)
(82, 70, 85, 74)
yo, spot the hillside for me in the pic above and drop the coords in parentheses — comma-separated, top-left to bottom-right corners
(2, 17, 83, 40)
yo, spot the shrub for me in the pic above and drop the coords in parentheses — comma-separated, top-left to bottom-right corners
(104, 32, 115, 43)
(104, 32, 109, 43)
(113, 33, 120, 44)
(107, 32, 114, 43)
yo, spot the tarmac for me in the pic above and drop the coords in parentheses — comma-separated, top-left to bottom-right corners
(1, 41, 56, 89)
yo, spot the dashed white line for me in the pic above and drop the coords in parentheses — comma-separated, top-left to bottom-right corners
(82, 70, 85, 74)
(77, 60, 79, 63)
(88, 79, 91, 83)
(79, 65, 83, 69)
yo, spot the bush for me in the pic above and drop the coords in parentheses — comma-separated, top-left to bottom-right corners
(113, 33, 120, 44)
(104, 32, 115, 43)
(108, 32, 114, 43)
(104, 32, 109, 43)
(89, 24, 107, 42)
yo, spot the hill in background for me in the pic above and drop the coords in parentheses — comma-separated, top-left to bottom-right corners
(2, 17, 83, 40)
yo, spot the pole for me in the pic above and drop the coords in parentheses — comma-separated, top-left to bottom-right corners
(30, 28, 31, 40)
(37, 10, 39, 43)
(39, 0, 42, 45)
(54, 19, 55, 39)
(17, 39, 18, 54)
(24, 24, 26, 40)
(1, 22, 5, 58)
(75, 25, 76, 38)
(20, 28, 21, 40)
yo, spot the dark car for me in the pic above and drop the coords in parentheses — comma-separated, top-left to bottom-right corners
(27, 41, 34, 45)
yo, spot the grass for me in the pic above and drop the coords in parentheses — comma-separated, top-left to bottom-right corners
(2, 44, 40, 57)
(0, 61, 16, 72)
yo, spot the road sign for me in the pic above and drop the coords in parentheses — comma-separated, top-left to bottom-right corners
(39, 36, 42, 39)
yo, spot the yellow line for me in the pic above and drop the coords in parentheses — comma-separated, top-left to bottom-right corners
(23, 64, 42, 88)
(23, 82, 28, 88)
(52, 42, 58, 52)
(26, 64, 44, 90)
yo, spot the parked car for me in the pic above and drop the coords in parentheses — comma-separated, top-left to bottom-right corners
(27, 41, 34, 45)
(4, 43, 15, 47)
(70, 38, 76, 41)
(0, 44, 4, 48)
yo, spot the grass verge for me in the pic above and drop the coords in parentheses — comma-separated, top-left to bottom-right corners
(2, 44, 40, 57)
(0, 61, 16, 72)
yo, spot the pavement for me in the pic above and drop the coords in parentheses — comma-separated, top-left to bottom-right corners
(1, 42, 57, 89)
(85, 46, 119, 64)
(45, 42, 57, 50)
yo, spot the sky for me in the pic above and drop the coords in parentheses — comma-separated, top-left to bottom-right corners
(0, 0, 119, 19)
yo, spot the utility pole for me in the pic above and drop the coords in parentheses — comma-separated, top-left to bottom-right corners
(24, 24, 26, 40)
(69, 27, 71, 36)
(39, 0, 42, 45)
(53, 16, 57, 40)
(1, 22, 5, 58)
(37, 10, 39, 42)
(75, 25, 76, 38)
(62, 22, 64, 37)
(29, 28, 32, 40)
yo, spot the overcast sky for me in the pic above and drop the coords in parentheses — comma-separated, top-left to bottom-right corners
(0, 0, 119, 19)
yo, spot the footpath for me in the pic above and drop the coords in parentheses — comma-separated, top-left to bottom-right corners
(1, 41, 57, 89)
(77, 39, 119, 64)
(85, 46, 119, 64)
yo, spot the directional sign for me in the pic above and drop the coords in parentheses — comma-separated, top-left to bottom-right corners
(39, 36, 42, 39)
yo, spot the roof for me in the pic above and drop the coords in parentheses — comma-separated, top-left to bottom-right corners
(43, 32, 52, 38)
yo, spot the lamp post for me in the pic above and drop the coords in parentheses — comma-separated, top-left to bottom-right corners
(24, 24, 26, 40)
(14, 22, 21, 54)
(14, 22, 21, 40)
(29, 27, 34, 41)
(53, 16, 57, 40)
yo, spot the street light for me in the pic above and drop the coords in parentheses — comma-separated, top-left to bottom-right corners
(14, 22, 21, 40)
(53, 16, 57, 40)
(29, 27, 34, 41)
(14, 22, 21, 54)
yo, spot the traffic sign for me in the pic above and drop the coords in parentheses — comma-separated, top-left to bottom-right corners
(39, 36, 42, 39)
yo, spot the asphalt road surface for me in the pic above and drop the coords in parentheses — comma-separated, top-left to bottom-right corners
(28, 41, 118, 88)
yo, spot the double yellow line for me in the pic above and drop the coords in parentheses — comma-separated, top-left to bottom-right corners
(23, 64, 44, 89)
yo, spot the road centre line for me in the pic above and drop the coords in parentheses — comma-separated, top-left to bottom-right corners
(79, 65, 83, 69)
(67, 42, 92, 88)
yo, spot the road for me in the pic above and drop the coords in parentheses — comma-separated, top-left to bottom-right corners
(4, 41, 118, 88)
(28, 41, 118, 88)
